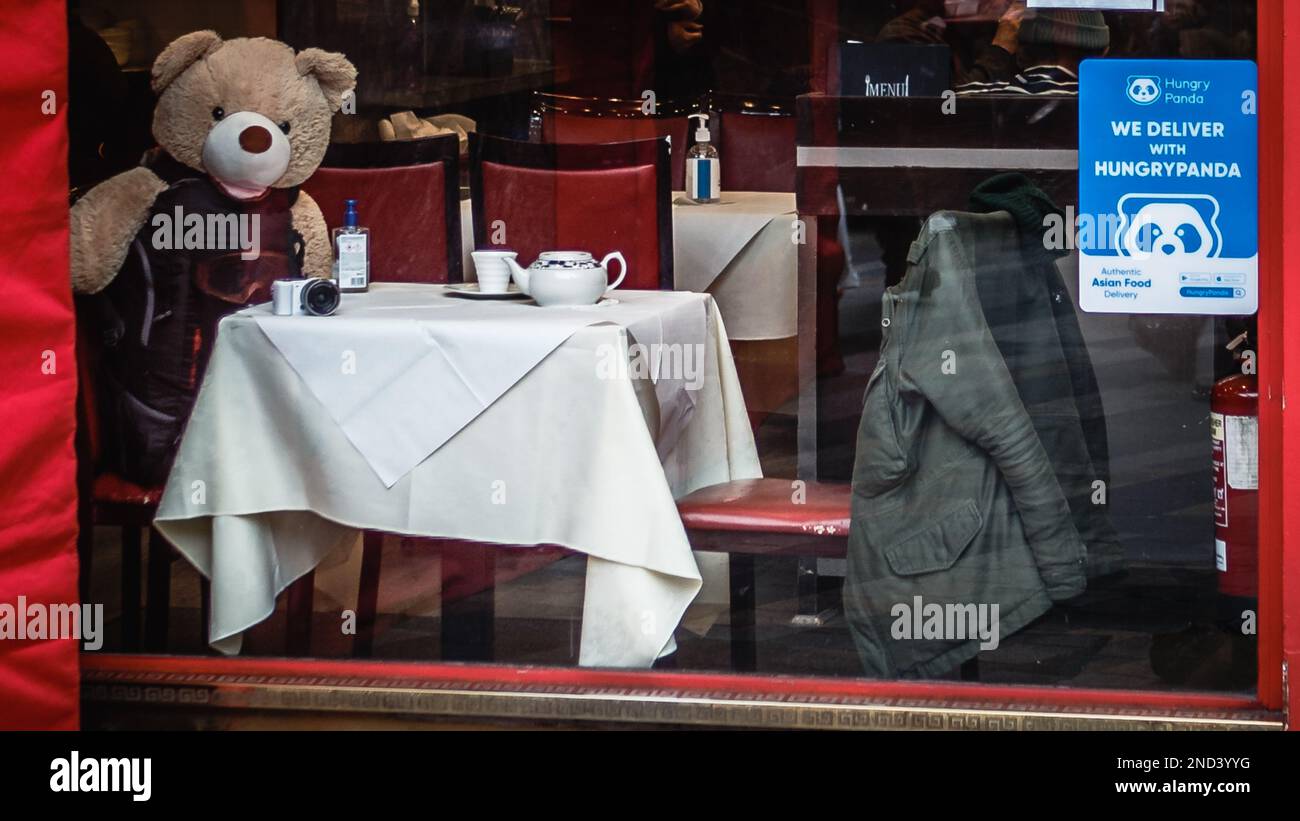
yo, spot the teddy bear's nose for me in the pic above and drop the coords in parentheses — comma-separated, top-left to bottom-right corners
(239, 125, 274, 154)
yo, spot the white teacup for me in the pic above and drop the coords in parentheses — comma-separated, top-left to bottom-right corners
(471, 250, 518, 294)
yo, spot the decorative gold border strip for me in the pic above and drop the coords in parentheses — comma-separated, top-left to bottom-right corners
(82, 670, 1283, 731)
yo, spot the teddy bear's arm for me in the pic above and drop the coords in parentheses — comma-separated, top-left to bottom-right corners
(70, 167, 169, 295)
(292, 189, 334, 279)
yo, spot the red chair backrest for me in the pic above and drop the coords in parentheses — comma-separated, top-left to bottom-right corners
(470, 134, 673, 290)
(540, 111, 690, 191)
(300, 135, 462, 283)
(718, 110, 798, 193)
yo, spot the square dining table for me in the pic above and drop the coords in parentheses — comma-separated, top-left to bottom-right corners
(154, 283, 761, 667)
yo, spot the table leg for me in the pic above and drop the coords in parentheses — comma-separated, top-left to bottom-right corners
(144, 528, 171, 651)
(354, 532, 384, 657)
(285, 571, 315, 656)
(791, 215, 828, 628)
(796, 212, 820, 481)
(441, 547, 495, 662)
(199, 577, 211, 650)
(729, 554, 757, 672)
(120, 525, 141, 651)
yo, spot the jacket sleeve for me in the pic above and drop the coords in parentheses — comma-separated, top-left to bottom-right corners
(897, 224, 1086, 600)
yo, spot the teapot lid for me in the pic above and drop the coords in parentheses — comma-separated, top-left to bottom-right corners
(537, 251, 593, 261)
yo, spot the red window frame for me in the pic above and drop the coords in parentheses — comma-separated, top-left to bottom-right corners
(24, 0, 1299, 728)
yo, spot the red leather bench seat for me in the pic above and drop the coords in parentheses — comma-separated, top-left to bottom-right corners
(676, 478, 851, 557)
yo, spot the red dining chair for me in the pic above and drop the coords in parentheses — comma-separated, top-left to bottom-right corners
(675, 478, 851, 672)
(74, 308, 208, 653)
(470, 133, 674, 290)
(713, 93, 844, 374)
(713, 94, 800, 194)
(300, 133, 464, 283)
(532, 91, 694, 191)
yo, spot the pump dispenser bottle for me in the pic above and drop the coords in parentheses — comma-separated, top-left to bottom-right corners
(685, 113, 720, 204)
(332, 198, 371, 292)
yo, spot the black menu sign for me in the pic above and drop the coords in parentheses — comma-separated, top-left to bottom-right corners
(839, 43, 951, 98)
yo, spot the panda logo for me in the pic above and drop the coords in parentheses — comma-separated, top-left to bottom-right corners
(1127, 75, 1161, 106)
(1117, 194, 1223, 260)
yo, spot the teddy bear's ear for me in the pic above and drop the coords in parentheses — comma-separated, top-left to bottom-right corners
(151, 30, 223, 94)
(295, 48, 358, 113)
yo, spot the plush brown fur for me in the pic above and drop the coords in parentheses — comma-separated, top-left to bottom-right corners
(70, 167, 168, 294)
(291, 189, 333, 279)
(70, 31, 356, 293)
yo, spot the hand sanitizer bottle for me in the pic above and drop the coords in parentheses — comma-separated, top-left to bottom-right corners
(685, 113, 720, 204)
(332, 198, 371, 292)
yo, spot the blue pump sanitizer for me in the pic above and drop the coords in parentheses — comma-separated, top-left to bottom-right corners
(685, 113, 720, 204)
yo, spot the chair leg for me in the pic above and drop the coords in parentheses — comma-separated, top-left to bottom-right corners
(729, 554, 757, 672)
(285, 571, 315, 656)
(440, 547, 495, 662)
(793, 557, 821, 624)
(144, 528, 171, 651)
(120, 525, 142, 651)
(354, 532, 384, 657)
(77, 512, 94, 605)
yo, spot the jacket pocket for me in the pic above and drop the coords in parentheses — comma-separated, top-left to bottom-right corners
(882, 500, 982, 577)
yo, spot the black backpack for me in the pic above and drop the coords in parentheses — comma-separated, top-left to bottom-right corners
(87, 152, 305, 485)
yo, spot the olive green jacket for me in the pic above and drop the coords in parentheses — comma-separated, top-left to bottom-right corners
(843, 211, 1089, 679)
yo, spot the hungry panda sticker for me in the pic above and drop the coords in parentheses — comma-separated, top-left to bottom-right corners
(1126, 76, 1161, 106)
(1079, 60, 1257, 315)
(1116, 194, 1223, 260)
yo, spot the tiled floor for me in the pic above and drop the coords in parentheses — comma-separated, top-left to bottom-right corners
(90, 526, 1254, 694)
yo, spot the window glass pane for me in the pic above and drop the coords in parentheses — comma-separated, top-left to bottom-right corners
(70, 0, 1261, 697)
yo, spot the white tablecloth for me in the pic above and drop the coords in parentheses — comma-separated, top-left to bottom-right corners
(250, 286, 705, 486)
(671, 192, 798, 340)
(154, 285, 761, 667)
(460, 191, 799, 341)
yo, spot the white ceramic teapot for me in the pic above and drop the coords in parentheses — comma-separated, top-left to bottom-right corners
(504, 251, 627, 306)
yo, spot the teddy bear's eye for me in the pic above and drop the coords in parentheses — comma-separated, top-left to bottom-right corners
(212, 107, 225, 121)
(278, 121, 291, 135)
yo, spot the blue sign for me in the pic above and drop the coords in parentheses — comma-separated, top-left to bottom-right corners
(1079, 59, 1257, 315)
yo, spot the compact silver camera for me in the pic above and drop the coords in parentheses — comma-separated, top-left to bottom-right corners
(271, 277, 341, 317)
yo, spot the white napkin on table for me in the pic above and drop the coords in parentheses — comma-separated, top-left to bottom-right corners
(248, 285, 707, 487)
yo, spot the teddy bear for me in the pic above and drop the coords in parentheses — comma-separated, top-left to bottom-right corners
(71, 31, 356, 294)
(70, 31, 356, 485)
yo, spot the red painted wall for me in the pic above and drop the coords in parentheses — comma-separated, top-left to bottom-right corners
(1263, 0, 1300, 728)
(0, 0, 80, 730)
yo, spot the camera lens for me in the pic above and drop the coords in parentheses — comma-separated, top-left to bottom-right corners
(300, 278, 341, 316)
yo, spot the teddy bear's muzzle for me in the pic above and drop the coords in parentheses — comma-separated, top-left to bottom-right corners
(202, 110, 292, 201)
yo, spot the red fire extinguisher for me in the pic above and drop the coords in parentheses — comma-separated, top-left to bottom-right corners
(1211, 373, 1258, 598)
